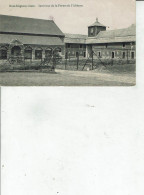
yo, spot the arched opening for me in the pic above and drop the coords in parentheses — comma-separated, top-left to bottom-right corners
(35, 48, 42, 60)
(0, 47, 7, 59)
(54, 47, 62, 58)
(45, 48, 53, 59)
(24, 46, 32, 59)
(11, 46, 21, 56)
(54, 47, 61, 54)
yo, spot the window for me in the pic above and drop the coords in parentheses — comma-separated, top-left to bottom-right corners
(90, 28, 94, 35)
(112, 52, 115, 59)
(122, 52, 126, 59)
(55, 47, 62, 53)
(122, 43, 126, 48)
(76, 52, 79, 58)
(80, 44, 83, 48)
(58, 48, 62, 52)
(83, 52, 86, 58)
(98, 51, 101, 58)
(0, 48, 7, 59)
(45, 48, 52, 59)
(35, 49, 42, 59)
(131, 52, 135, 59)
(67, 44, 70, 48)
(106, 44, 108, 48)
(24, 47, 32, 59)
(11, 46, 21, 56)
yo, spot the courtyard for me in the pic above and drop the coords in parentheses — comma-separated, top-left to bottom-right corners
(0, 68, 136, 86)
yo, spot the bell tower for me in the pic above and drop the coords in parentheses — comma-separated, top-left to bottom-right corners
(88, 18, 106, 37)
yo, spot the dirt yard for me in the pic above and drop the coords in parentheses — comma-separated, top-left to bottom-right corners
(0, 69, 136, 86)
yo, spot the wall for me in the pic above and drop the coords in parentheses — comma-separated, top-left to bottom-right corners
(65, 43, 86, 59)
(0, 44, 65, 60)
(91, 42, 136, 59)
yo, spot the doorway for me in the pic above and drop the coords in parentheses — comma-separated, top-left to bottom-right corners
(11, 46, 21, 56)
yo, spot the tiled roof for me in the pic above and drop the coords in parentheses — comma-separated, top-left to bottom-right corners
(97, 24, 135, 38)
(64, 33, 87, 44)
(87, 24, 136, 44)
(0, 15, 64, 36)
(65, 33, 87, 39)
(0, 34, 64, 46)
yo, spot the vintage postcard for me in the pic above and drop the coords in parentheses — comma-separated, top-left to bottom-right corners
(0, 0, 136, 86)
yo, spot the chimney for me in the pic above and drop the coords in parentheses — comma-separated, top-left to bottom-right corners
(96, 17, 98, 22)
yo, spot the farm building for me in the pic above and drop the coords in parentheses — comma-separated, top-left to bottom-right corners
(0, 15, 65, 61)
(87, 19, 136, 60)
(0, 15, 136, 63)
(64, 34, 87, 59)
(65, 19, 136, 59)
(65, 18, 136, 60)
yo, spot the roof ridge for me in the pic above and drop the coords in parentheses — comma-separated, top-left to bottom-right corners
(65, 33, 87, 36)
(99, 25, 136, 33)
(0, 14, 54, 22)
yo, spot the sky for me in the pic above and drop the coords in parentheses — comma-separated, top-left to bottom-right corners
(0, 0, 136, 34)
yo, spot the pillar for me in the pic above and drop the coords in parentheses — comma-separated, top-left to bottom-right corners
(7, 47, 11, 59)
(42, 49, 45, 60)
(32, 48, 35, 61)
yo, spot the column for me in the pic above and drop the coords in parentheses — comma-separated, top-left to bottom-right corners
(42, 49, 45, 60)
(32, 48, 35, 61)
(7, 45, 12, 60)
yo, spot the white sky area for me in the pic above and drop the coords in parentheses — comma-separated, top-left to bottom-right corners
(0, 0, 135, 34)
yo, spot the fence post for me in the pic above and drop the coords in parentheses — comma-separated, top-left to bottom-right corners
(92, 51, 93, 70)
(77, 53, 79, 70)
(65, 55, 67, 70)
(24, 57, 26, 70)
(127, 49, 128, 64)
(52, 51, 55, 70)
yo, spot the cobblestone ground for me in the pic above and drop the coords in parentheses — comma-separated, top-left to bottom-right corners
(0, 69, 136, 86)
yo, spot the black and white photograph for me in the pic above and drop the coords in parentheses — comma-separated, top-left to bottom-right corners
(0, 0, 136, 86)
